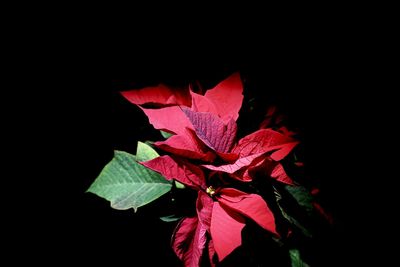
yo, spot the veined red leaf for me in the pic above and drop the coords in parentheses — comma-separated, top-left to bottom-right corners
(204, 72, 244, 123)
(172, 217, 207, 267)
(121, 84, 191, 106)
(270, 141, 299, 161)
(190, 90, 219, 115)
(196, 191, 213, 229)
(208, 239, 216, 267)
(172, 192, 213, 267)
(141, 155, 206, 190)
(154, 130, 216, 162)
(217, 188, 278, 237)
(172, 217, 197, 261)
(232, 129, 298, 160)
(141, 106, 193, 136)
(210, 202, 245, 261)
(202, 152, 265, 174)
(245, 158, 295, 185)
(182, 108, 237, 153)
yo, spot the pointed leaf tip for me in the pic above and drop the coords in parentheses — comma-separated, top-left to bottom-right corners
(87, 150, 171, 211)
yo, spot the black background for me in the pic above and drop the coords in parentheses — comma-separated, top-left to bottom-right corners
(9, 23, 383, 266)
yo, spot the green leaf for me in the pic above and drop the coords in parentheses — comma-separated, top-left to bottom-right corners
(285, 185, 313, 214)
(174, 180, 185, 189)
(289, 249, 310, 267)
(136, 141, 159, 162)
(160, 214, 182, 222)
(160, 130, 173, 139)
(87, 150, 172, 212)
(274, 187, 312, 237)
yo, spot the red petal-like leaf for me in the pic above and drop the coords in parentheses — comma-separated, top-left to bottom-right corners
(154, 130, 216, 162)
(182, 108, 237, 153)
(172, 217, 198, 262)
(217, 188, 279, 236)
(204, 72, 244, 123)
(190, 90, 219, 115)
(270, 141, 298, 161)
(202, 152, 265, 174)
(232, 129, 298, 160)
(141, 155, 206, 190)
(216, 152, 239, 162)
(208, 239, 216, 267)
(172, 217, 207, 267)
(271, 162, 295, 185)
(197, 191, 213, 229)
(312, 202, 334, 225)
(141, 106, 193, 136)
(121, 84, 191, 106)
(210, 201, 245, 261)
(244, 158, 295, 185)
(171, 192, 213, 267)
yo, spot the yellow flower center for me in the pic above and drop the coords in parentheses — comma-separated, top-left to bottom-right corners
(206, 186, 216, 197)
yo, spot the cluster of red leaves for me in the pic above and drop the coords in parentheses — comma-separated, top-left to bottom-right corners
(122, 73, 300, 266)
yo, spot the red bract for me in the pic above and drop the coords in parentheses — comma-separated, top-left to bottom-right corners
(122, 73, 298, 266)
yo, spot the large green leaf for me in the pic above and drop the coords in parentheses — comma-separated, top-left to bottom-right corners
(289, 249, 310, 267)
(136, 141, 159, 162)
(285, 185, 313, 214)
(274, 187, 312, 237)
(87, 147, 172, 212)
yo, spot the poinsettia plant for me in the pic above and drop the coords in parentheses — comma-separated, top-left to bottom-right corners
(88, 73, 332, 267)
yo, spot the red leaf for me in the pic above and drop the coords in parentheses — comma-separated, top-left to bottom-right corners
(141, 155, 206, 190)
(154, 130, 216, 162)
(245, 158, 295, 185)
(171, 192, 213, 267)
(196, 191, 213, 229)
(270, 141, 298, 161)
(208, 239, 216, 267)
(312, 202, 334, 225)
(232, 129, 298, 160)
(172, 217, 207, 267)
(140, 106, 193, 136)
(217, 188, 279, 237)
(204, 72, 244, 123)
(190, 90, 219, 115)
(182, 107, 237, 153)
(202, 152, 265, 174)
(210, 201, 246, 261)
(121, 84, 191, 106)
(270, 162, 295, 185)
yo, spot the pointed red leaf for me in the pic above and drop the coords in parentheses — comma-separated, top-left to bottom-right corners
(171, 192, 213, 267)
(312, 202, 334, 225)
(202, 152, 265, 174)
(270, 162, 295, 185)
(204, 72, 244, 122)
(154, 130, 216, 162)
(208, 239, 216, 267)
(270, 141, 298, 161)
(140, 106, 193, 136)
(182, 107, 237, 153)
(244, 158, 295, 185)
(216, 151, 239, 162)
(172, 217, 198, 262)
(172, 217, 208, 267)
(196, 191, 213, 229)
(232, 129, 298, 160)
(141, 155, 206, 190)
(217, 188, 278, 236)
(190, 90, 219, 115)
(210, 201, 245, 261)
(121, 84, 191, 106)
